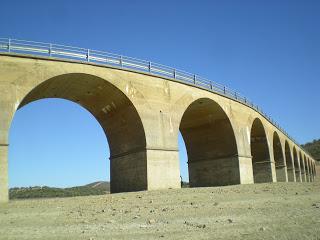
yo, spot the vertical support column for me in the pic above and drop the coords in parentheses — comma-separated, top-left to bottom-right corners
(270, 160, 277, 182)
(238, 155, 254, 184)
(147, 148, 180, 190)
(0, 144, 8, 203)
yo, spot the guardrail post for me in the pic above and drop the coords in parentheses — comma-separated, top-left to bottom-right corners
(223, 86, 226, 94)
(210, 81, 213, 90)
(148, 62, 152, 73)
(235, 92, 237, 99)
(193, 74, 196, 84)
(120, 56, 123, 68)
(49, 43, 52, 56)
(244, 97, 247, 103)
(8, 38, 11, 52)
(87, 49, 90, 62)
(173, 69, 176, 79)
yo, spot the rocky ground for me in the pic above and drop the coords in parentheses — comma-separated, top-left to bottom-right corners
(0, 180, 319, 240)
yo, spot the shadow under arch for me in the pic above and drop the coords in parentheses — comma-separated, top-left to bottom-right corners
(250, 118, 272, 183)
(14, 73, 147, 193)
(292, 147, 301, 182)
(273, 132, 286, 182)
(285, 141, 294, 182)
(299, 152, 306, 182)
(179, 97, 239, 187)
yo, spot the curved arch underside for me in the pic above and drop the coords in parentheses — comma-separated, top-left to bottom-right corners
(19, 73, 147, 193)
(179, 98, 239, 187)
(273, 132, 286, 182)
(250, 118, 272, 183)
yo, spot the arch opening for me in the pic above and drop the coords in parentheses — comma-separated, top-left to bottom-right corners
(250, 118, 272, 183)
(179, 98, 239, 187)
(9, 98, 110, 189)
(13, 73, 147, 193)
(293, 148, 301, 182)
(273, 132, 286, 182)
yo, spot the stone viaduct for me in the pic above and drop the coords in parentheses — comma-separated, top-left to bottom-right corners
(0, 41, 317, 203)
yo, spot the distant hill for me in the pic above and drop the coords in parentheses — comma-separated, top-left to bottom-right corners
(85, 181, 110, 191)
(10, 181, 110, 200)
(302, 139, 320, 161)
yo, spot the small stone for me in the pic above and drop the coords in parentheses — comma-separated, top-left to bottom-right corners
(148, 219, 156, 224)
(259, 227, 266, 231)
(133, 215, 140, 219)
(227, 219, 233, 223)
(101, 209, 105, 213)
(149, 200, 153, 203)
(197, 224, 206, 228)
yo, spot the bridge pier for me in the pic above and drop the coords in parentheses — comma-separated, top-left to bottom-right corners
(253, 160, 274, 183)
(0, 145, 8, 203)
(188, 155, 241, 187)
(276, 165, 287, 182)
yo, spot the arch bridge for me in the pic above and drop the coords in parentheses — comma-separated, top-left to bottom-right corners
(0, 38, 316, 203)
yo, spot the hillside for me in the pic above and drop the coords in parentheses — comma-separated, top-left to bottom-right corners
(302, 139, 320, 161)
(9, 181, 110, 199)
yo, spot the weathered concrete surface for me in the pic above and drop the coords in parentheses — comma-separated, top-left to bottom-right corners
(0, 54, 316, 202)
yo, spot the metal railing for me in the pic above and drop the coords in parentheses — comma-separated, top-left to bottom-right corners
(0, 37, 306, 153)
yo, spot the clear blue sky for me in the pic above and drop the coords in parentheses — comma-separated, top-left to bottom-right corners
(1, 0, 319, 187)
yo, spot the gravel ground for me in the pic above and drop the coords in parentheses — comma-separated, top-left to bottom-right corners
(0, 180, 319, 240)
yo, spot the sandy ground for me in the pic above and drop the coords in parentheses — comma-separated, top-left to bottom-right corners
(0, 180, 320, 240)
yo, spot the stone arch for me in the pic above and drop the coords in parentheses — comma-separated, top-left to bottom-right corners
(179, 97, 239, 187)
(299, 152, 306, 182)
(250, 118, 272, 183)
(292, 147, 301, 182)
(273, 132, 286, 182)
(285, 141, 294, 182)
(15, 73, 147, 193)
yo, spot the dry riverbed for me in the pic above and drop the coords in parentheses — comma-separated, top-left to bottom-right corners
(0, 181, 320, 240)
